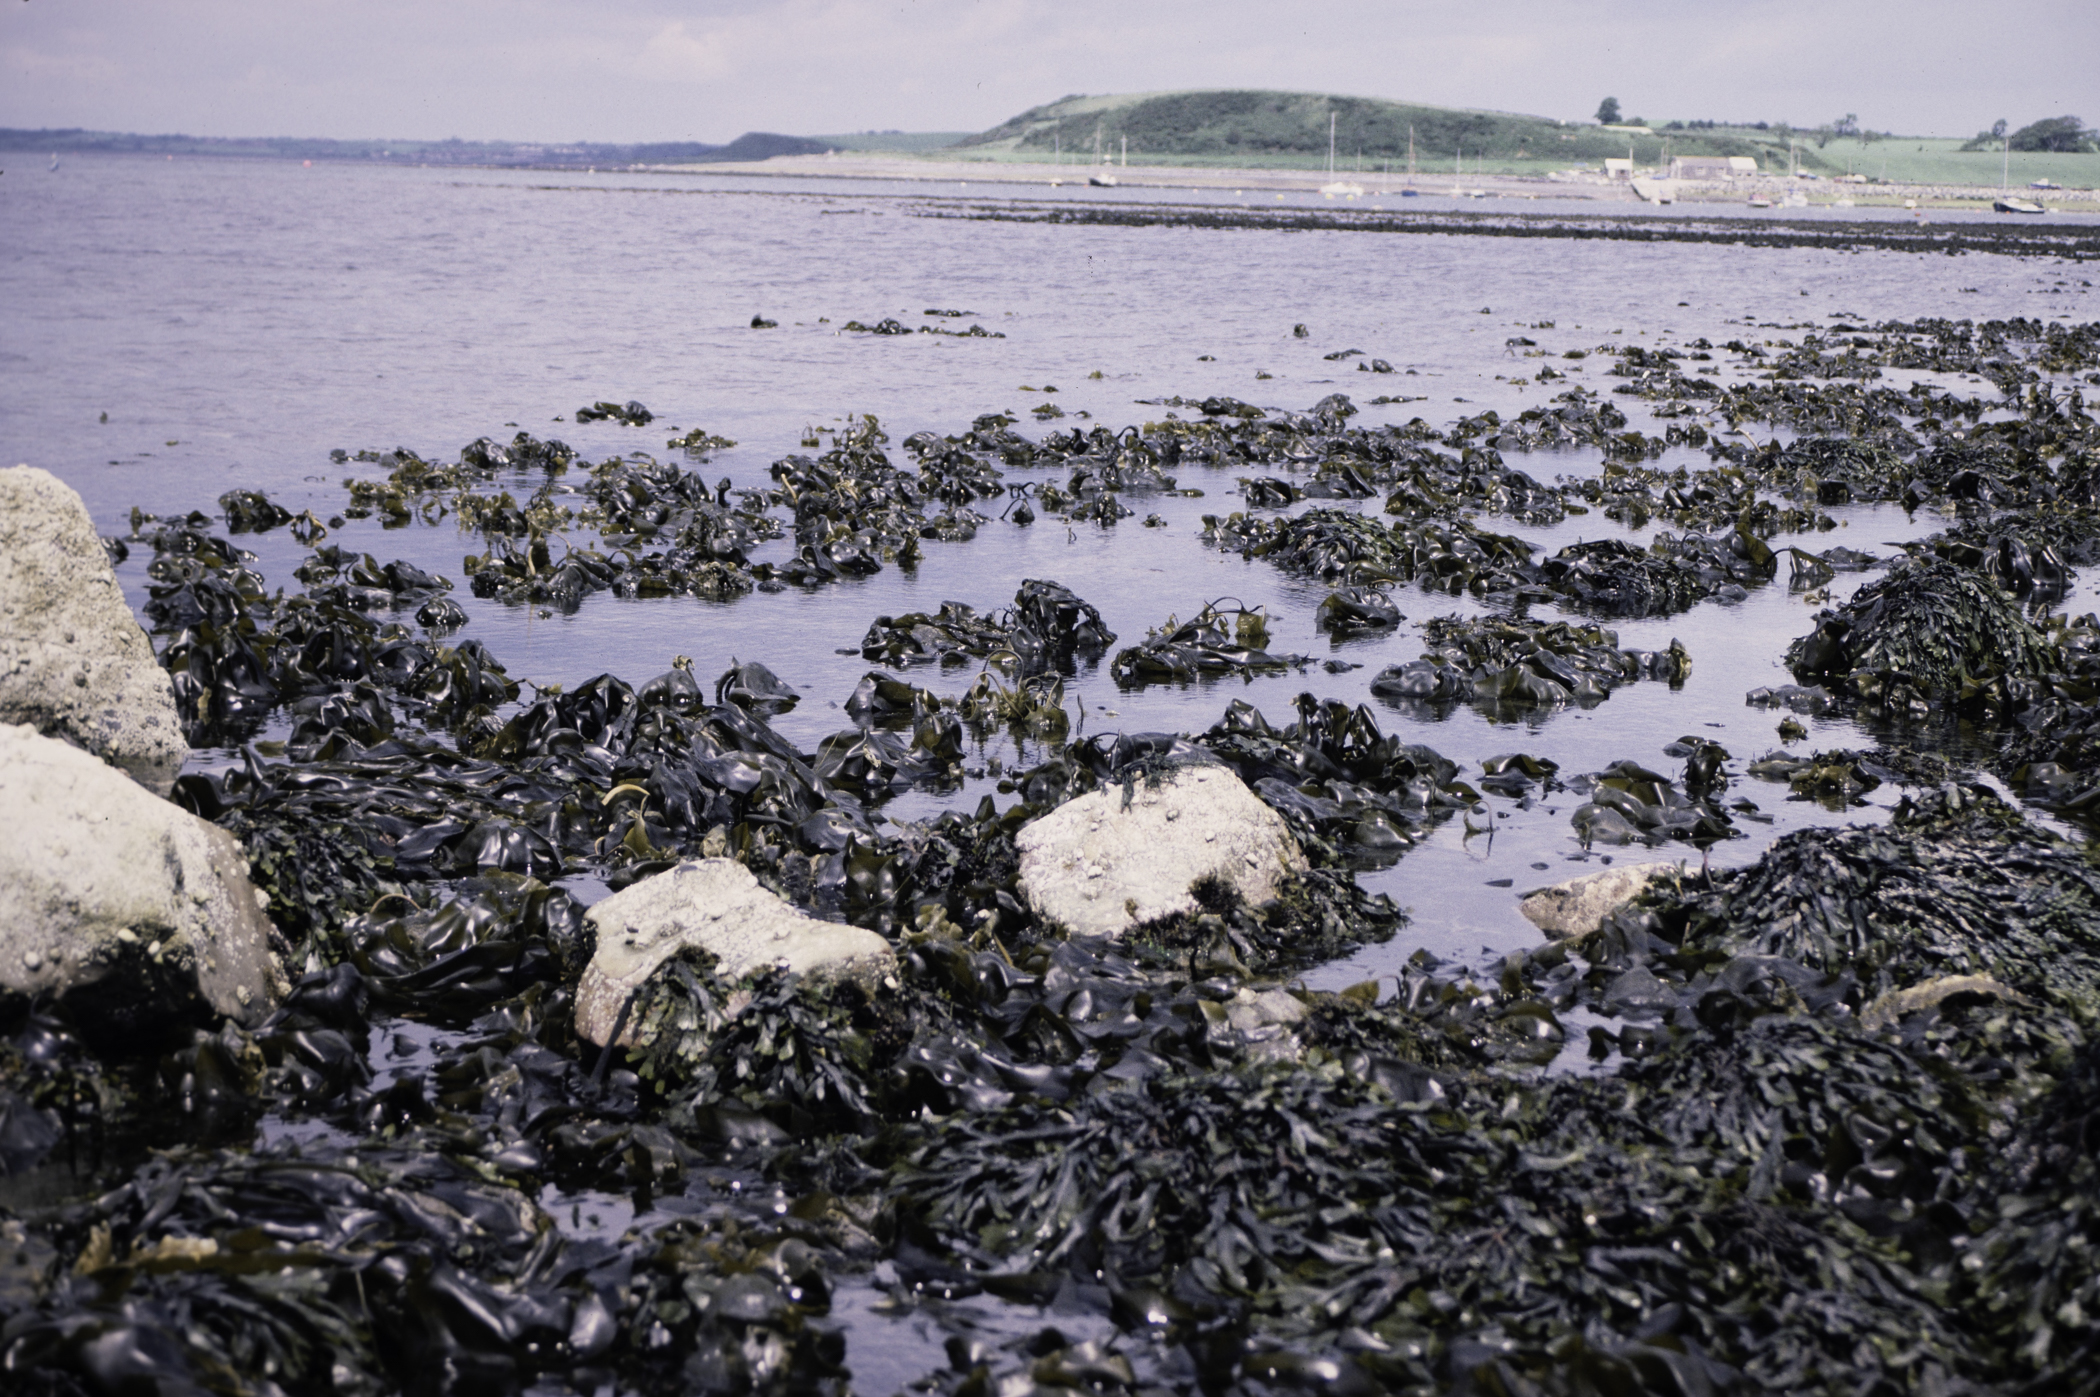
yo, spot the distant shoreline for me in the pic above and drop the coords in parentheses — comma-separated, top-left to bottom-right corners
(12, 141, 2093, 210)
(653, 152, 2100, 209)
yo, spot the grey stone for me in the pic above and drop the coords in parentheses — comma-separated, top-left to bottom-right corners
(0, 723, 284, 1035)
(1015, 763, 1305, 939)
(1518, 862, 1679, 940)
(575, 858, 896, 1047)
(0, 466, 186, 794)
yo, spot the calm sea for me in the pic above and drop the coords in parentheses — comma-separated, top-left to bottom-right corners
(6, 152, 2096, 964)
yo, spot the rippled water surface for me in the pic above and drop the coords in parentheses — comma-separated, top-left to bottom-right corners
(9, 156, 2091, 948)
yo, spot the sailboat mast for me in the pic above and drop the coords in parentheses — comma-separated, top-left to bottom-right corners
(1328, 112, 1336, 177)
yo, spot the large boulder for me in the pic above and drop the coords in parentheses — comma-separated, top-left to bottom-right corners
(0, 724, 284, 1040)
(1016, 762, 1305, 939)
(575, 858, 895, 1047)
(0, 466, 186, 794)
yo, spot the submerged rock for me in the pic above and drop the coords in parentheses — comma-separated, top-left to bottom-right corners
(1519, 861, 1680, 939)
(0, 723, 284, 1038)
(574, 858, 894, 1046)
(1016, 762, 1305, 938)
(0, 465, 187, 793)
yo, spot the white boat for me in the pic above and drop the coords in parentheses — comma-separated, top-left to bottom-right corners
(49, 153, 60, 172)
(1087, 174, 1117, 188)
(1994, 197, 2045, 215)
(1318, 181, 1364, 198)
(1747, 196, 1772, 208)
(2031, 178, 2061, 190)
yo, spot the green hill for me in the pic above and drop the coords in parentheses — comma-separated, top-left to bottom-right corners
(956, 90, 1815, 172)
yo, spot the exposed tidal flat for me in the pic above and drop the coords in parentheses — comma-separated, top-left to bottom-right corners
(5, 152, 2100, 1394)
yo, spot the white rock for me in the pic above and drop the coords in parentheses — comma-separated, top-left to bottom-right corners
(1016, 764, 1305, 939)
(574, 858, 895, 1047)
(1518, 862, 1679, 939)
(0, 466, 186, 794)
(0, 724, 284, 1033)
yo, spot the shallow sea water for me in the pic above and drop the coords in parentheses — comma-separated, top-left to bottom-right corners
(5, 153, 2098, 1392)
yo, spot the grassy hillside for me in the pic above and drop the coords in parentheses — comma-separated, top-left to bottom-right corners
(954, 90, 1798, 172)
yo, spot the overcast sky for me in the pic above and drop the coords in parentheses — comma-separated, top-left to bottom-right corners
(3, 0, 2094, 145)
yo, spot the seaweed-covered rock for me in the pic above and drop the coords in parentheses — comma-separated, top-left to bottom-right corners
(1203, 506, 1535, 596)
(1373, 615, 1687, 714)
(574, 398, 654, 425)
(1539, 529, 1774, 617)
(1016, 763, 1305, 938)
(858, 601, 1014, 668)
(1109, 602, 1305, 686)
(1568, 758, 1738, 848)
(1314, 585, 1401, 633)
(856, 581, 1114, 673)
(1968, 1033, 2100, 1392)
(0, 466, 187, 793)
(1787, 558, 2055, 712)
(1199, 696, 1473, 864)
(1011, 578, 1116, 659)
(0, 724, 285, 1039)
(1627, 784, 2100, 1016)
(575, 858, 895, 1046)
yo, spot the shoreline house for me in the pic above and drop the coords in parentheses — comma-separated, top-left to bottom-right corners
(1603, 158, 1634, 181)
(1669, 155, 1759, 180)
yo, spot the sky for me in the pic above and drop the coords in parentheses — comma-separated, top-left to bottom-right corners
(3, 0, 2094, 145)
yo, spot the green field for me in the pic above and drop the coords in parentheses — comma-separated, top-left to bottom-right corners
(1753, 133, 2100, 188)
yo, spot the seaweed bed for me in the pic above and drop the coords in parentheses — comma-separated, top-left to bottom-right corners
(8, 314, 2100, 1395)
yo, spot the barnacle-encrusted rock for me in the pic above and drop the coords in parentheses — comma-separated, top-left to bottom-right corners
(1519, 862, 1679, 939)
(0, 465, 187, 793)
(0, 723, 284, 1037)
(574, 858, 895, 1046)
(1016, 762, 1305, 938)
